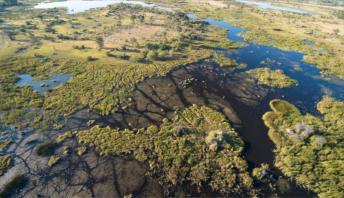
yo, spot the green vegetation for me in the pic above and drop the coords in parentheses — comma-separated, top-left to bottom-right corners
(252, 163, 269, 181)
(0, 4, 234, 132)
(76, 146, 86, 156)
(47, 155, 60, 167)
(0, 155, 11, 175)
(75, 105, 254, 194)
(213, 52, 240, 67)
(56, 131, 73, 144)
(0, 140, 11, 150)
(0, 175, 27, 198)
(262, 97, 344, 197)
(246, 68, 297, 88)
(36, 142, 54, 156)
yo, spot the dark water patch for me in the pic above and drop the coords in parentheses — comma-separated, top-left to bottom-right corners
(205, 18, 344, 114)
(16, 73, 71, 93)
(101, 60, 267, 129)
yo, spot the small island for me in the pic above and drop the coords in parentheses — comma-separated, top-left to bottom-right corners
(246, 68, 297, 88)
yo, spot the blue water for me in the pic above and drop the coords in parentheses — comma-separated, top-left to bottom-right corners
(186, 13, 198, 20)
(16, 74, 71, 93)
(203, 17, 344, 113)
(204, 18, 245, 42)
(236, 0, 309, 14)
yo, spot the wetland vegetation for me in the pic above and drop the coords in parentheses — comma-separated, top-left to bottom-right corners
(246, 68, 297, 88)
(75, 105, 255, 195)
(263, 97, 344, 197)
(0, 0, 343, 197)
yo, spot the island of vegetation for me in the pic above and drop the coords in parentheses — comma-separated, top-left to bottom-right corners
(214, 52, 241, 68)
(246, 67, 297, 88)
(262, 97, 344, 197)
(72, 105, 255, 195)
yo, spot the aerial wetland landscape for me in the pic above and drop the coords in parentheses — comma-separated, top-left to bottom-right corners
(0, 0, 343, 197)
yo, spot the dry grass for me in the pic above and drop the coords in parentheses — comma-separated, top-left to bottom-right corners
(188, 0, 228, 8)
(104, 24, 178, 48)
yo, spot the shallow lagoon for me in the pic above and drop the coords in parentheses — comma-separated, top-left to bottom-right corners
(236, 0, 309, 14)
(16, 74, 71, 93)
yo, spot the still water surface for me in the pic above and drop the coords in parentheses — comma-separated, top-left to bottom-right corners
(16, 74, 71, 93)
(236, 0, 309, 14)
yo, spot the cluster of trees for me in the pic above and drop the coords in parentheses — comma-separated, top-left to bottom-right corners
(263, 98, 344, 197)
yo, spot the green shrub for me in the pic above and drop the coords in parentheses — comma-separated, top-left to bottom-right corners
(246, 68, 297, 88)
(263, 97, 344, 197)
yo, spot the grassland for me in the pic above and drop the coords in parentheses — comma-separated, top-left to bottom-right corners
(74, 105, 254, 195)
(213, 52, 241, 67)
(262, 97, 344, 197)
(147, 0, 344, 79)
(0, 3, 235, 131)
(0, 156, 11, 175)
(246, 68, 297, 88)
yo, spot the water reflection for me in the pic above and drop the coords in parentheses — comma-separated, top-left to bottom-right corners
(236, 0, 309, 14)
(16, 73, 71, 93)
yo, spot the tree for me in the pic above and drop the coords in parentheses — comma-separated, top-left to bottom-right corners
(146, 50, 158, 61)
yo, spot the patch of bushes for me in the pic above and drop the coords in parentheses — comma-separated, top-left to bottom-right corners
(213, 52, 240, 67)
(246, 68, 297, 88)
(0, 155, 11, 175)
(262, 97, 344, 197)
(47, 155, 60, 167)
